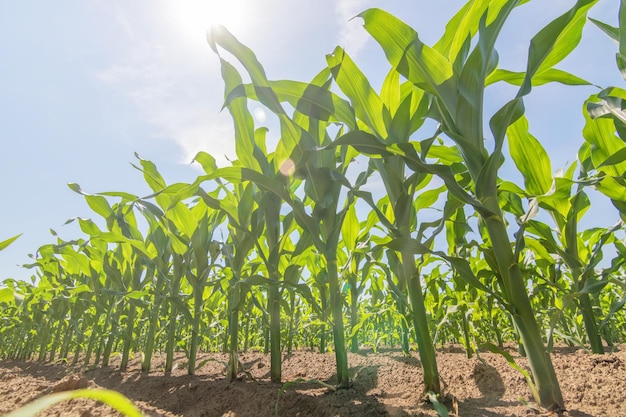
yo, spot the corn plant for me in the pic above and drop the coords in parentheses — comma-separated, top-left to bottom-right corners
(177, 24, 374, 388)
(323, 41, 449, 391)
(585, 1, 626, 207)
(313, 1, 601, 409)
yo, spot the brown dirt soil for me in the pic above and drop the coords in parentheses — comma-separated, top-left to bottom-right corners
(1, 346, 624, 417)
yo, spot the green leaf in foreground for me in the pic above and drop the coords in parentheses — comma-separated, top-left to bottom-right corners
(2, 389, 145, 417)
(0, 233, 22, 251)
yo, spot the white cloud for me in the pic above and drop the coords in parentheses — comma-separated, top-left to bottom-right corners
(94, 1, 238, 168)
(169, 115, 236, 168)
(96, 57, 235, 165)
(335, 0, 373, 57)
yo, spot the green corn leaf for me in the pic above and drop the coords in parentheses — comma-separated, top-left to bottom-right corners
(207, 26, 279, 113)
(482, 98, 525, 200)
(192, 151, 218, 174)
(77, 218, 102, 237)
(583, 99, 626, 177)
(388, 89, 428, 142)
(537, 177, 575, 226)
(480, 342, 540, 405)
(97, 191, 139, 202)
(341, 203, 359, 253)
(0, 233, 22, 251)
(454, 0, 519, 160)
(563, 191, 585, 262)
(507, 115, 552, 195)
(208, 25, 316, 168)
(68, 183, 116, 220)
(326, 46, 388, 138)
(597, 176, 626, 202)
(240, 274, 273, 287)
(348, 313, 372, 340)
(191, 215, 210, 278)
(589, 17, 619, 43)
(170, 296, 193, 323)
(433, 0, 489, 63)
(414, 186, 445, 211)
(131, 154, 172, 210)
(133, 153, 166, 192)
(525, 237, 553, 261)
(519, 0, 599, 97)
(538, 1, 598, 74)
(3, 389, 145, 417)
(380, 68, 401, 116)
(486, 68, 592, 86)
(219, 59, 263, 171)
(599, 298, 626, 330)
(618, 0, 626, 80)
(580, 277, 610, 294)
(0, 287, 15, 304)
(359, 8, 458, 120)
(227, 79, 357, 130)
(303, 166, 334, 208)
(586, 97, 626, 124)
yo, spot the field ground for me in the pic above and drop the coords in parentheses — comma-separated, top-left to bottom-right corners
(1, 346, 624, 417)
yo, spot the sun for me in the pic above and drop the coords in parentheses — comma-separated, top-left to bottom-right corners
(167, 0, 250, 45)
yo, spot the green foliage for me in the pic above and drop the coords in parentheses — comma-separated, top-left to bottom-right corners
(1, 1, 626, 415)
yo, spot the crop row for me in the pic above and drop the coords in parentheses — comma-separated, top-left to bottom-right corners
(2, 1, 626, 412)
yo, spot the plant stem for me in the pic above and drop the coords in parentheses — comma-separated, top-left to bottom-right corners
(402, 251, 441, 394)
(326, 255, 350, 388)
(269, 282, 282, 382)
(484, 215, 564, 411)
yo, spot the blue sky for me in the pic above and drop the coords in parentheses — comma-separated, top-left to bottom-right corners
(0, 1, 622, 281)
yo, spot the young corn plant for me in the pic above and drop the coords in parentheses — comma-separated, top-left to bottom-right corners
(337, 204, 376, 353)
(191, 179, 261, 380)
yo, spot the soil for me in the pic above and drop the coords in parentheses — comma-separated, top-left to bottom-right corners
(1, 346, 624, 417)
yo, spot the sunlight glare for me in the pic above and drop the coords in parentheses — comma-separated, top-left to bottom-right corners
(169, 1, 249, 45)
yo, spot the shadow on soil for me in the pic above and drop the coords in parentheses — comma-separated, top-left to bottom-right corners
(4, 359, 433, 417)
(5, 352, 605, 417)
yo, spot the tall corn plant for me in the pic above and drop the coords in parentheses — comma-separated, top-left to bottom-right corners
(323, 1, 599, 410)
(179, 202, 224, 375)
(325, 46, 448, 392)
(177, 170, 262, 380)
(219, 183, 260, 381)
(197, 174, 304, 381)
(194, 25, 369, 388)
(198, 41, 306, 381)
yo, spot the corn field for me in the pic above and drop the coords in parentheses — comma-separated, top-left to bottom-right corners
(2, 1, 626, 414)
